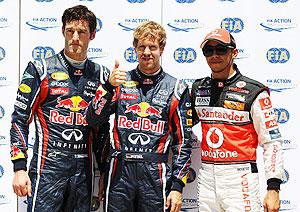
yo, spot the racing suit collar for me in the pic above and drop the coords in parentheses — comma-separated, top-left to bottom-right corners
(134, 66, 165, 85)
(211, 63, 241, 88)
(59, 50, 87, 76)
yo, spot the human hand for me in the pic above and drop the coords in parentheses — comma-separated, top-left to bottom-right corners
(165, 190, 182, 212)
(263, 190, 280, 212)
(109, 60, 127, 87)
(12, 170, 32, 197)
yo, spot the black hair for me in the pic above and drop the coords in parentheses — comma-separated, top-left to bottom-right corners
(62, 5, 96, 33)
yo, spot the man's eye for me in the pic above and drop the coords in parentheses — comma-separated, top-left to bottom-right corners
(150, 46, 157, 51)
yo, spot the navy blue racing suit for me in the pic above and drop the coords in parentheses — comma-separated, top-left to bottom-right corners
(86, 67, 192, 212)
(10, 51, 110, 212)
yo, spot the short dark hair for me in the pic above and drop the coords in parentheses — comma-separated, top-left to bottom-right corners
(62, 5, 97, 33)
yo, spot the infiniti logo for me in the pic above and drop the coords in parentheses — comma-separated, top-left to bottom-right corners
(128, 133, 150, 145)
(62, 129, 83, 141)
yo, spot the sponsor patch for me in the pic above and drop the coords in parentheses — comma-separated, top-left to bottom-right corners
(50, 81, 69, 87)
(50, 88, 69, 95)
(186, 119, 193, 126)
(228, 87, 249, 94)
(269, 129, 281, 140)
(259, 97, 272, 110)
(120, 93, 138, 100)
(197, 107, 250, 123)
(265, 118, 278, 129)
(51, 72, 69, 81)
(195, 97, 210, 106)
(263, 109, 275, 120)
(224, 100, 245, 110)
(217, 82, 224, 88)
(236, 81, 246, 88)
(15, 100, 27, 110)
(225, 92, 246, 102)
(198, 89, 210, 96)
(124, 81, 139, 87)
(19, 84, 32, 93)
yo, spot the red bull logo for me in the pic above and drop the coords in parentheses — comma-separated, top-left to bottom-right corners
(11, 145, 25, 160)
(125, 102, 162, 118)
(50, 110, 88, 126)
(56, 96, 89, 112)
(118, 116, 165, 134)
(125, 104, 142, 114)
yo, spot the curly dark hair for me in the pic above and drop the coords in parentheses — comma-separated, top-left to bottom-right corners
(62, 5, 97, 33)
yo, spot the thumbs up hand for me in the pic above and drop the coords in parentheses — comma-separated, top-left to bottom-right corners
(109, 60, 127, 87)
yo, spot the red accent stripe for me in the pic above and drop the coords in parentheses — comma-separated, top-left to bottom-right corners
(113, 118, 120, 150)
(37, 107, 49, 174)
(113, 87, 121, 150)
(158, 163, 163, 185)
(37, 79, 49, 174)
(13, 123, 26, 148)
(111, 158, 118, 178)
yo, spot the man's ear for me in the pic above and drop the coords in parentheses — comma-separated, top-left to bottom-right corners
(62, 27, 65, 37)
(90, 30, 96, 40)
(232, 48, 238, 59)
(160, 47, 164, 56)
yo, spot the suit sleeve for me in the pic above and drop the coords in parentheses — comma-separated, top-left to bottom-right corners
(10, 60, 47, 172)
(170, 81, 192, 193)
(85, 78, 118, 127)
(92, 122, 110, 174)
(251, 91, 284, 190)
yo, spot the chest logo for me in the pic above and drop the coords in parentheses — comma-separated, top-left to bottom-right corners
(206, 127, 224, 148)
(125, 102, 162, 118)
(195, 97, 210, 106)
(56, 96, 89, 112)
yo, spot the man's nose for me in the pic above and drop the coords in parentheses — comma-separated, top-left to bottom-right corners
(143, 46, 151, 54)
(72, 31, 79, 41)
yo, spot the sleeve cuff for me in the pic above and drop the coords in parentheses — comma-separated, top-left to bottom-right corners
(13, 159, 27, 172)
(267, 178, 282, 190)
(171, 179, 185, 193)
(102, 81, 115, 94)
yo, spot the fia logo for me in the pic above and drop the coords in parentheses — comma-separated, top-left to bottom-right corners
(0, 47, 5, 61)
(274, 108, 289, 124)
(266, 48, 290, 63)
(35, 0, 53, 2)
(96, 18, 102, 32)
(176, 0, 196, 3)
(124, 47, 138, 63)
(32, 46, 55, 60)
(127, 0, 146, 3)
(221, 18, 244, 33)
(174, 48, 196, 63)
(269, 0, 288, 3)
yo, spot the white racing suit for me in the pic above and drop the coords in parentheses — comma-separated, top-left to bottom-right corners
(191, 65, 284, 212)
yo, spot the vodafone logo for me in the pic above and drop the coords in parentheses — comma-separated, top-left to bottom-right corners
(206, 127, 224, 148)
(259, 97, 272, 110)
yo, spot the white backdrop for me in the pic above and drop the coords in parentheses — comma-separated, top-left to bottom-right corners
(0, 0, 299, 211)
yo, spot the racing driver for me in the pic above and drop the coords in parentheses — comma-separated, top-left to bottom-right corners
(86, 21, 192, 212)
(191, 28, 284, 211)
(10, 5, 110, 212)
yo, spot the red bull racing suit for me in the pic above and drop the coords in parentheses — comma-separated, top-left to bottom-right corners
(10, 51, 110, 212)
(191, 64, 284, 211)
(86, 67, 192, 212)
